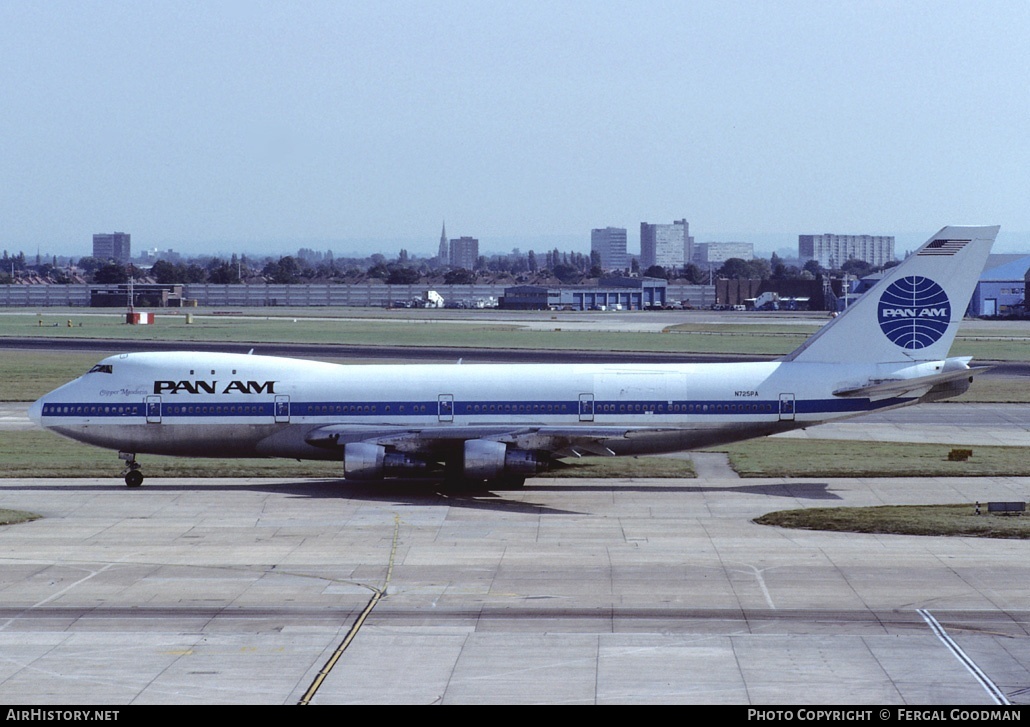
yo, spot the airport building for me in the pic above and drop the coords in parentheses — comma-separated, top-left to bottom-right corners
(501, 277, 667, 310)
(640, 219, 692, 270)
(0, 279, 716, 309)
(590, 227, 628, 271)
(92, 232, 131, 263)
(449, 236, 479, 270)
(798, 233, 894, 269)
(90, 283, 185, 308)
(967, 254, 1030, 316)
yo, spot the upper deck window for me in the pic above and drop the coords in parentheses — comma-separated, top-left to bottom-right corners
(88, 364, 113, 374)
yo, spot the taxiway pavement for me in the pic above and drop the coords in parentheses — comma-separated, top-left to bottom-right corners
(0, 472, 1027, 705)
(2, 400, 1029, 704)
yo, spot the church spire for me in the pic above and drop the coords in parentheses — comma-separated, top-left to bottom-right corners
(438, 220, 448, 264)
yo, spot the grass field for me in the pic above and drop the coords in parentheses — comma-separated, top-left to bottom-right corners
(756, 504, 1030, 539)
(3, 309, 1030, 359)
(711, 438, 1030, 477)
(947, 376, 1030, 403)
(2, 314, 788, 355)
(0, 350, 111, 401)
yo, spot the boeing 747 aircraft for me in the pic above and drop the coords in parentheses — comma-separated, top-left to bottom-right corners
(30, 225, 998, 488)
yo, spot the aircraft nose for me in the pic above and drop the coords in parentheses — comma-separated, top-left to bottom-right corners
(28, 397, 44, 427)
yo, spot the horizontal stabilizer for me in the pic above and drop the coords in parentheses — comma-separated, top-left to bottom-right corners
(833, 366, 990, 399)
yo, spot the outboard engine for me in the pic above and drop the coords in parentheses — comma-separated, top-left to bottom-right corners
(463, 439, 507, 479)
(463, 440, 543, 480)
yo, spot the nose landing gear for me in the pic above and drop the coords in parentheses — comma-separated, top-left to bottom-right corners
(119, 452, 144, 487)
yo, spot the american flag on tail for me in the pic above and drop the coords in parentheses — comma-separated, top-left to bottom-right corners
(917, 239, 970, 256)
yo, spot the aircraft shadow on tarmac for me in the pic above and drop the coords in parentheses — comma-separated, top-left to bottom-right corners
(2, 479, 841, 516)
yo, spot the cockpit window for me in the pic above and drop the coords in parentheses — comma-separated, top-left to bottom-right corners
(88, 364, 113, 374)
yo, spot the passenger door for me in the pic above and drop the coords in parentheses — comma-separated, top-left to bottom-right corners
(579, 393, 594, 422)
(274, 395, 290, 423)
(146, 395, 162, 424)
(778, 393, 795, 421)
(438, 394, 454, 423)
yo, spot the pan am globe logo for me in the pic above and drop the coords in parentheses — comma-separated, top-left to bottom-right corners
(877, 276, 951, 349)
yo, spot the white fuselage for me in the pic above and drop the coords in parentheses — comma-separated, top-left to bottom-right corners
(30, 350, 934, 463)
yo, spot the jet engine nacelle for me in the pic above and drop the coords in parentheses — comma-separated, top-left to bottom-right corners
(463, 440, 542, 480)
(344, 442, 385, 479)
(343, 442, 431, 480)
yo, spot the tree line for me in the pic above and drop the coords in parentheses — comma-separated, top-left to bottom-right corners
(1, 246, 896, 286)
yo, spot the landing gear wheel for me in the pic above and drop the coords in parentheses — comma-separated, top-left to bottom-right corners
(120, 453, 143, 487)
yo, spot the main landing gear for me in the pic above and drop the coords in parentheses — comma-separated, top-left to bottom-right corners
(119, 452, 144, 488)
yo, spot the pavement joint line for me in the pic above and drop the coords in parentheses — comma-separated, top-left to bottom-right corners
(0, 562, 117, 632)
(918, 608, 1011, 705)
(298, 514, 401, 705)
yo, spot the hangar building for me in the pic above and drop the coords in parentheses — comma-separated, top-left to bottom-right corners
(967, 254, 1030, 317)
(502, 277, 667, 310)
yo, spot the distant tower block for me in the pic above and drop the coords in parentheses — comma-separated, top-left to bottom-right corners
(640, 220, 690, 270)
(591, 227, 628, 271)
(93, 232, 131, 263)
(449, 236, 479, 270)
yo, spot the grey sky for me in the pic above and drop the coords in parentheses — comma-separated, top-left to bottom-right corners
(3, 0, 1028, 258)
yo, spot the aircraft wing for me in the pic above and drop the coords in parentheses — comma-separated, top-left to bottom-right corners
(304, 424, 678, 458)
